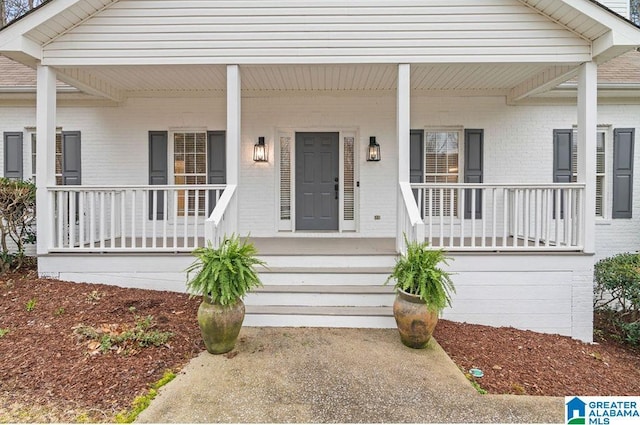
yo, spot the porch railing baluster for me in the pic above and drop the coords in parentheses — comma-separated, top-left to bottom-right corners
(131, 190, 136, 249)
(459, 187, 465, 248)
(163, 189, 168, 248)
(427, 188, 433, 246)
(491, 188, 497, 249)
(173, 190, 178, 249)
(471, 188, 476, 248)
(110, 191, 116, 248)
(502, 188, 508, 248)
(151, 190, 158, 249)
(449, 188, 454, 249)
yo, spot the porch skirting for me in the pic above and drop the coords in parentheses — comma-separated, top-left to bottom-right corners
(37, 242, 594, 342)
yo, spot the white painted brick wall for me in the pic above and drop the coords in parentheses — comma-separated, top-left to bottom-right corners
(0, 96, 638, 260)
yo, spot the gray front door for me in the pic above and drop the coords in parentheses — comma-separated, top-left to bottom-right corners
(295, 132, 339, 230)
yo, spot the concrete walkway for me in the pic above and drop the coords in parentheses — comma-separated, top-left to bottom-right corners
(137, 327, 564, 423)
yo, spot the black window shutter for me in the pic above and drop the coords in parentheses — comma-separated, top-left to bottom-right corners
(409, 130, 424, 184)
(3, 132, 23, 180)
(612, 128, 634, 219)
(553, 129, 573, 183)
(464, 129, 483, 219)
(62, 131, 81, 185)
(553, 129, 572, 218)
(148, 131, 168, 220)
(409, 129, 424, 210)
(207, 131, 226, 214)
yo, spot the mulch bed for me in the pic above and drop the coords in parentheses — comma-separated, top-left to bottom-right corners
(1, 265, 639, 422)
(434, 320, 640, 396)
(0, 267, 202, 422)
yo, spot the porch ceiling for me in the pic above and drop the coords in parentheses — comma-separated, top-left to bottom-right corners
(55, 62, 576, 99)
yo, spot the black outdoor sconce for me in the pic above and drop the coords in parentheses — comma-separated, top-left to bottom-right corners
(253, 136, 267, 162)
(367, 136, 381, 161)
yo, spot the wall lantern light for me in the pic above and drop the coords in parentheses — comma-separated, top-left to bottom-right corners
(253, 137, 267, 162)
(367, 136, 381, 161)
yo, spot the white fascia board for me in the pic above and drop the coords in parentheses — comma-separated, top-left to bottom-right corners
(593, 29, 640, 62)
(0, 36, 42, 61)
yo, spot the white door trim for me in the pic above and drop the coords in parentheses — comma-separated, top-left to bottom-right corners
(275, 127, 359, 234)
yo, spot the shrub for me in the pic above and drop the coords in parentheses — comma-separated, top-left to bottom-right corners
(594, 253, 640, 345)
(0, 178, 36, 271)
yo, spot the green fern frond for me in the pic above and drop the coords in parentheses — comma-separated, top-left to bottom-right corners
(186, 234, 266, 305)
(385, 235, 456, 313)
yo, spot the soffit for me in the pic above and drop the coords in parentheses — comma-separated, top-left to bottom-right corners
(23, 0, 115, 45)
(519, 0, 611, 40)
(50, 63, 573, 96)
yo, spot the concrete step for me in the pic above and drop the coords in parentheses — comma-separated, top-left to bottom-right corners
(258, 270, 391, 286)
(245, 291, 394, 307)
(256, 254, 397, 269)
(247, 248, 397, 327)
(254, 285, 394, 294)
(244, 305, 396, 328)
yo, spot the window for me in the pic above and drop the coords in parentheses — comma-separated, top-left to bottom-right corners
(425, 130, 460, 216)
(173, 132, 206, 216)
(31, 132, 63, 185)
(571, 129, 606, 217)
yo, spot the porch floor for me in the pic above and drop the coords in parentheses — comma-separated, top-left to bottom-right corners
(71, 235, 551, 253)
(250, 237, 396, 255)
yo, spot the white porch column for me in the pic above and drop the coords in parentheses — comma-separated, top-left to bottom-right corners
(577, 61, 597, 254)
(36, 65, 57, 255)
(227, 64, 241, 185)
(396, 64, 411, 252)
(397, 64, 411, 183)
(226, 64, 241, 232)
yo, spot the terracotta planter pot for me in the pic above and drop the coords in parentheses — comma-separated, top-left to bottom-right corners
(393, 289, 439, 349)
(197, 297, 245, 354)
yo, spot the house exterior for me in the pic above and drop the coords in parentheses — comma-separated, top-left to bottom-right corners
(2, 0, 640, 342)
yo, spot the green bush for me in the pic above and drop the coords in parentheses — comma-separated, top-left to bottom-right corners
(594, 252, 640, 345)
(619, 322, 640, 346)
(0, 178, 36, 272)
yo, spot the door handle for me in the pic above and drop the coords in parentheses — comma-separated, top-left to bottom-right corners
(334, 183, 339, 199)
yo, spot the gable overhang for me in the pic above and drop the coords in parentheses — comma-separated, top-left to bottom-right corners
(521, 0, 640, 64)
(0, 0, 639, 102)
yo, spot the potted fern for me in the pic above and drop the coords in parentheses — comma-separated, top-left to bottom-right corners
(186, 234, 265, 354)
(385, 236, 455, 349)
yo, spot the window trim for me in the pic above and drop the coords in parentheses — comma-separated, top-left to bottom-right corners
(30, 129, 64, 185)
(571, 126, 610, 220)
(423, 127, 464, 218)
(170, 129, 208, 217)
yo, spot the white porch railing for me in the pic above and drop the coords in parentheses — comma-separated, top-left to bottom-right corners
(48, 184, 226, 252)
(407, 183, 585, 251)
(204, 184, 237, 248)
